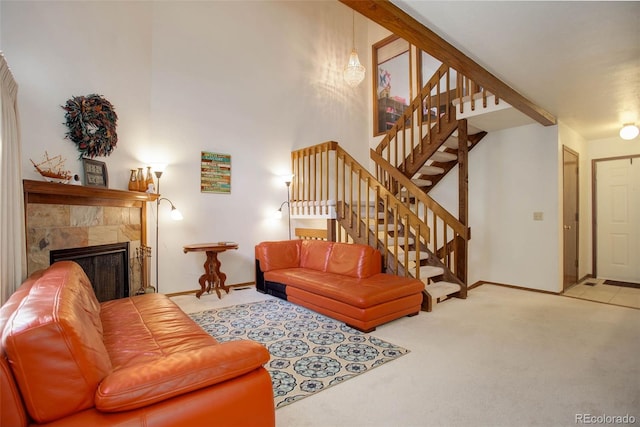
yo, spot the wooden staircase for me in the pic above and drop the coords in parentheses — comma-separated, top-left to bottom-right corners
(287, 66, 510, 311)
(289, 140, 469, 312)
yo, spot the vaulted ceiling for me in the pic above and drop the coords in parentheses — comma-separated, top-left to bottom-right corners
(385, 1, 640, 141)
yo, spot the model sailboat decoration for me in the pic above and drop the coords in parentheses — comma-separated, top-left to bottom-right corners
(30, 151, 72, 183)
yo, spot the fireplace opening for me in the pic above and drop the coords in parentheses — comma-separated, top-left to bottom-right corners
(50, 242, 130, 302)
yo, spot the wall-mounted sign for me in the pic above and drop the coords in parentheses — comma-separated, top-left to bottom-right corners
(201, 151, 231, 194)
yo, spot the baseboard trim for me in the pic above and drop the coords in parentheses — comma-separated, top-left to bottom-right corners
(166, 282, 255, 297)
(470, 280, 559, 295)
(577, 273, 593, 284)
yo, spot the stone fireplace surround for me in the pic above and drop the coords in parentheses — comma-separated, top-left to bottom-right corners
(23, 179, 157, 296)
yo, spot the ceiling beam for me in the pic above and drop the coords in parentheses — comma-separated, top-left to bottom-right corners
(340, 0, 556, 126)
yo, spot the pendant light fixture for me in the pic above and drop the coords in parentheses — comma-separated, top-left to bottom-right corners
(344, 10, 365, 87)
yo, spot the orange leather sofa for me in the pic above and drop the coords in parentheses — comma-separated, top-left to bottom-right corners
(1, 261, 275, 427)
(255, 240, 424, 332)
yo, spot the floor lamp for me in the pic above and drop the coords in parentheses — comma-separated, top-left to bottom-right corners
(154, 168, 183, 293)
(276, 175, 293, 239)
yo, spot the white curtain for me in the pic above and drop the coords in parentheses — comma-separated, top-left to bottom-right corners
(0, 52, 26, 305)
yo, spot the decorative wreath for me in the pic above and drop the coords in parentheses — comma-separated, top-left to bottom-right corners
(62, 94, 118, 158)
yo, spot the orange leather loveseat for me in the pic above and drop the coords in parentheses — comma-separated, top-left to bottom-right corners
(255, 240, 424, 332)
(1, 261, 275, 427)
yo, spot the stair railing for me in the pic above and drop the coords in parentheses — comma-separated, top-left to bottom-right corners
(370, 149, 469, 280)
(455, 74, 500, 114)
(374, 63, 456, 179)
(290, 141, 467, 285)
(373, 63, 494, 186)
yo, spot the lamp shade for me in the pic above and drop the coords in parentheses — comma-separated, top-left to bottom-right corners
(170, 207, 183, 220)
(620, 124, 639, 140)
(344, 49, 366, 87)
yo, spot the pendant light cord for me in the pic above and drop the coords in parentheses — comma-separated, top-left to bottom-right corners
(352, 10, 356, 49)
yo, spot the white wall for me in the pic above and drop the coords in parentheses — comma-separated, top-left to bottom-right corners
(429, 124, 561, 292)
(365, 21, 564, 292)
(2, 1, 370, 294)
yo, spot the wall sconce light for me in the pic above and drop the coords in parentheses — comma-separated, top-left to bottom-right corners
(153, 164, 183, 293)
(620, 123, 639, 140)
(344, 10, 365, 87)
(275, 174, 294, 239)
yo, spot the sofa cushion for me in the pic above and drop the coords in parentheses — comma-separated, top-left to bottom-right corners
(267, 269, 423, 309)
(325, 242, 381, 278)
(2, 261, 112, 424)
(96, 341, 270, 412)
(255, 240, 301, 272)
(264, 268, 333, 290)
(300, 239, 333, 271)
(101, 293, 219, 369)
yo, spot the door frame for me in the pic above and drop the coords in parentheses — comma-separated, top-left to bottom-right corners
(562, 146, 579, 290)
(591, 154, 640, 278)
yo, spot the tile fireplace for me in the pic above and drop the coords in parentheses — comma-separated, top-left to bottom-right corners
(23, 179, 157, 297)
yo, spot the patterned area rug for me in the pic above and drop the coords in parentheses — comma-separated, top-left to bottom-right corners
(189, 299, 410, 408)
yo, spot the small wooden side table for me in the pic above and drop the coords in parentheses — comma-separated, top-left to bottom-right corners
(183, 242, 239, 299)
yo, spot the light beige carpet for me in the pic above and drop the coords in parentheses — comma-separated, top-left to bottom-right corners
(188, 298, 409, 408)
(172, 284, 640, 427)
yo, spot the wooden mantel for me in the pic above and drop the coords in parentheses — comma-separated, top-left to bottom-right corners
(23, 179, 159, 252)
(23, 179, 158, 207)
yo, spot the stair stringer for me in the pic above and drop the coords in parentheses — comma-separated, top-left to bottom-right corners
(416, 130, 487, 191)
(399, 118, 459, 178)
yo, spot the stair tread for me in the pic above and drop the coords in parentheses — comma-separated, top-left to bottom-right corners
(412, 178, 433, 187)
(377, 223, 396, 231)
(424, 281, 461, 298)
(392, 249, 430, 262)
(380, 235, 415, 246)
(443, 137, 472, 149)
(418, 165, 445, 175)
(359, 210, 385, 219)
(417, 265, 445, 278)
(430, 151, 457, 162)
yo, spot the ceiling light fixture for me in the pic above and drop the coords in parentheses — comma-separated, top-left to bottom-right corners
(619, 123, 639, 140)
(343, 10, 365, 87)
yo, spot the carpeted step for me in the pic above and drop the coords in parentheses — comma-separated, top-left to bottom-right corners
(430, 151, 457, 162)
(393, 249, 430, 263)
(411, 178, 433, 187)
(443, 137, 472, 149)
(422, 281, 462, 312)
(426, 281, 461, 298)
(416, 265, 445, 279)
(377, 223, 397, 232)
(357, 204, 383, 218)
(418, 165, 445, 175)
(380, 234, 415, 246)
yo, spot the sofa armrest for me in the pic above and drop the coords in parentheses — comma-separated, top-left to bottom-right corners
(255, 240, 301, 272)
(95, 340, 269, 412)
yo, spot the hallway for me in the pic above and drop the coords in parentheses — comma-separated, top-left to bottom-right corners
(564, 278, 640, 309)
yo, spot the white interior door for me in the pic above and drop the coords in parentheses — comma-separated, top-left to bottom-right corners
(596, 158, 640, 283)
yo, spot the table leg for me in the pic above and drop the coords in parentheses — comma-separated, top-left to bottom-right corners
(195, 251, 230, 299)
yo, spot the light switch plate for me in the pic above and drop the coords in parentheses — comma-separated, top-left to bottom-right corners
(533, 212, 543, 221)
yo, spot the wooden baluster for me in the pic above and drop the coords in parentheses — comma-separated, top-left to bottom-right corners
(445, 67, 451, 122)
(457, 74, 464, 115)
